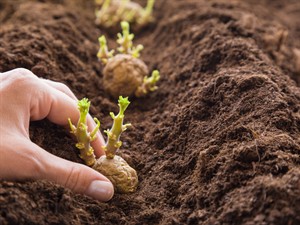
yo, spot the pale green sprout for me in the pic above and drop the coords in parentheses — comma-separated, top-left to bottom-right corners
(95, 0, 110, 20)
(117, 21, 134, 54)
(100, 0, 110, 10)
(138, 0, 155, 25)
(92, 96, 137, 193)
(117, 21, 143, 57)
(103, 96, 131, 159)
(97, 35, 114, 64)
(68, 98, 100, 166)
(95, 0, 156, 29)
(68, 97, 138, 193)
(95, 0, 119, 28)
(146, 70, 160, 91)
(98, 21, 160, 98)
(135, 70, 160, 97)
(145, 0, 155, 16)
(131, 44, 144, 58)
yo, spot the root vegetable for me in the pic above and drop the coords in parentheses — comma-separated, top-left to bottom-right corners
(93, 96, 138, 193)
(95, 0, 155, 31)
(69, 97, 138, 193)
(93, 155, 138, 193)
(103, 54, 149, 98)
(97, 21, 160, 98)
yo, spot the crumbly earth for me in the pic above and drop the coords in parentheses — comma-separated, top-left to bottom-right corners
(1, 0, 300, 224)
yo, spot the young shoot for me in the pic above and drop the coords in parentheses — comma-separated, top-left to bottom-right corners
(135, 70, 160, 97)
(96, 0, 110, 9)
(103, 96, 131, 159)
(68, 98, 100, 166)
(117, 21, 144, 58)
(132, 44, 144, 58)
(95, 0, 156, 30)
(93, 96, 138, 193)
(97, 35, 114, 64)
(138, 0, 155, 25)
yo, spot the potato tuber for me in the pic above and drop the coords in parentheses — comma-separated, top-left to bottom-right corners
(69, 97, 138, 193)
(95, 0, 155, 31)
(103, 54, 149, 98)
(93, 96, 138, 193)
(97, 21, 160, 98)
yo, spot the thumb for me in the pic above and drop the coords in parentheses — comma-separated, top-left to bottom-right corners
(29, 141, 114, 202)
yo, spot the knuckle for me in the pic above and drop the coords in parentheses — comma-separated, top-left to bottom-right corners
(13, 68, 34, 77)
(64, 165, 90, 193)
(13, 68, 36, 80)
(57, 82, 71, 93)
(9, 68, 39, 87)
(56, 82, 75, 98)
(45, 80, 75, 99)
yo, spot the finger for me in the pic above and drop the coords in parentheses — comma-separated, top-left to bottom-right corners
(40, 79, 106, 156)
(30, 83, 79, 124)
(29, 82, 105, 155)
(0, 137, 114, 201)
(47, 89, 106, 156)
(41, 79, 78, 100)
(39, 145, 114, 202)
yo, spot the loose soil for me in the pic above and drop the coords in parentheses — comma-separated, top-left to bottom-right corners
(1, 0, 300, 224)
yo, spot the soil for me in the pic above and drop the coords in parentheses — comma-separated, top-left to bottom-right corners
(1, 0, 300, 224)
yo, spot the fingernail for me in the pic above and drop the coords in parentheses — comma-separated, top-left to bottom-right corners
(86, 180, 114, 202)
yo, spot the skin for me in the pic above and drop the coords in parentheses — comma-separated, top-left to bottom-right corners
(103, 54, 148, 98)
(0, 68, 114, 202)
(93, 155, 138, 193)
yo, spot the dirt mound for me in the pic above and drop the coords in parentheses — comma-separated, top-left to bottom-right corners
(1, 0, 300, 224)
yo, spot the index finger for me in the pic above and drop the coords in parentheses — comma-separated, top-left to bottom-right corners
(31, 80, 105, 157)
(41, 79, 106, 157)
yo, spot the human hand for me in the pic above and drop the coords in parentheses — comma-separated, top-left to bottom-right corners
(0, 68, 114, 201)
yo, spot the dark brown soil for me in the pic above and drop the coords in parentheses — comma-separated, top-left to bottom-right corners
(1, 0, 300, 224)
